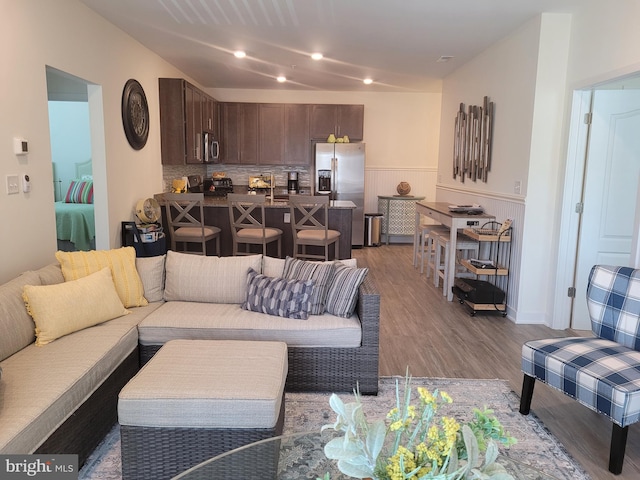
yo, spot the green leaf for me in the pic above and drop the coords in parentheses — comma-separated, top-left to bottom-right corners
(337, 458, 374, 478)
(324, 437, 362, 460)
(366, 419, 386, 460)
(484, 441, 499, 466)
(462, 425, 480, 468)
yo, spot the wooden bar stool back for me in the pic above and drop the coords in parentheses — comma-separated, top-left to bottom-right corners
(163, 193, 220, 256)
(228, 193, 282, 257)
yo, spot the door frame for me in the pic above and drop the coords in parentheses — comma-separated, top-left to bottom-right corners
(553, 77, 640, 330)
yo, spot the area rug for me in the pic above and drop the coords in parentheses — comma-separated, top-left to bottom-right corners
(79, 377, 590, 479)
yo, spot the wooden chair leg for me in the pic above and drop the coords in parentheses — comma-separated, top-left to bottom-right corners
(519, 375, 535, 415)
(609, 423, 628, 474)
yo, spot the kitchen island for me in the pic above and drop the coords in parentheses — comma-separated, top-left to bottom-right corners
(157, 194, 355, 259)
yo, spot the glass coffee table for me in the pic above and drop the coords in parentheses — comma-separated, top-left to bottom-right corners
(172, 430, 559, 480)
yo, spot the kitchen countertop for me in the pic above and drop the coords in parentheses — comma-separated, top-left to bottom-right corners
(189, 195, 355, 209)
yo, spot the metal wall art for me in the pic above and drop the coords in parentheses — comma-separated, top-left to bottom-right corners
(453, 96, 494, 182)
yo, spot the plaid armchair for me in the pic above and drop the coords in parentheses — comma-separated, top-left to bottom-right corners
(520, 265, 640, 475)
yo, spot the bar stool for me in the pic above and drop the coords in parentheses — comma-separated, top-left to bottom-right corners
(414, 224, 449, 274)
(430, 232, 479, 296)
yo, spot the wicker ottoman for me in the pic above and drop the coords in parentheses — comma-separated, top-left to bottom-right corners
(118, 339, 288, 480)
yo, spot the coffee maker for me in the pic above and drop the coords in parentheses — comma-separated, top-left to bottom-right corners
(287, 171, 299, 194)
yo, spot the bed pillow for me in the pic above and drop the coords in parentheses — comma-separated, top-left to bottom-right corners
(282, 257, 335, 315)
(242, 268, 314, 320)
(65, 179, 94, 204)
(23, 267, 129, 346)
(325, 263, 369, 318)
(164, 251, 262, 304)
(136, 255, 166, 303)
(55, 247, 148, 308)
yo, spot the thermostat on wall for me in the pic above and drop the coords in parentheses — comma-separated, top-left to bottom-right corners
(14, 138, 29, 155)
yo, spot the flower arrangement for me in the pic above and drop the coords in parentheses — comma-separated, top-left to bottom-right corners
(319, 375, 517, 480)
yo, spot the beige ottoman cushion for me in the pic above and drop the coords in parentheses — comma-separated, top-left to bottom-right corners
(118, 339, 287, 429)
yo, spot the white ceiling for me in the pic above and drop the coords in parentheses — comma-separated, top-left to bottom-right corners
(80, 0, 599, 92)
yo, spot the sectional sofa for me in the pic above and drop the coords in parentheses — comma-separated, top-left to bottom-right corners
(0, 247, 379, 465)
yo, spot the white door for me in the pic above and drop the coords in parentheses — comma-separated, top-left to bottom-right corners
(572, 90, 640, 329)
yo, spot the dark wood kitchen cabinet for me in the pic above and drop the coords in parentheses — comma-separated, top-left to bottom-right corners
(185, 83, 203, 164)
(310, 104, 364, 141)
(220, 103, 258, 164)
(159, 78, 218, 165)
(257, 104, 311, 166)
(284, 104, 311, 165)
(258, 104, 285, 165)
(202, 95, 218, 133)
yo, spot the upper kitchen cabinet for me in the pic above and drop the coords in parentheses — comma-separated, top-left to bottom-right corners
(258, 104, 285, 165)
(202, 95, 218, 133)
(220, 103, 258, 164)
(284, 104, 311, 165)
(159, 78, 217, 165)
(310, 104, 364, 141)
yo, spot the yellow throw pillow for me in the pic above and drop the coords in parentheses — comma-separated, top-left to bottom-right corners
(55, 247, 148, 308)
(23, 267, 129, 346)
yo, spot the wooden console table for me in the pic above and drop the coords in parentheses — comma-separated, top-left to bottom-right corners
(415, 202, 495, 301)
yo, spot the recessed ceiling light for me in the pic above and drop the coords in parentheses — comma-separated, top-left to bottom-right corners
(234, 50, 246, 58)
(363, 78, 373, 85)
(437, 55, 454, 62)
(311, 52, 323, 60)
(277, 76, 287, 83)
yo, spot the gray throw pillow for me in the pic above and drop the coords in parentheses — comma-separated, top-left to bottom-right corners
(242, 268, 314, 320)
(325, 263, 369, 318)
(282, 257, 335, 315)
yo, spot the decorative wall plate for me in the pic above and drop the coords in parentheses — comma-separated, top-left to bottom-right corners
(121, 79, 149, 150)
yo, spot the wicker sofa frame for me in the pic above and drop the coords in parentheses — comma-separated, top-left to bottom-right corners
(139, 276, 380, 395)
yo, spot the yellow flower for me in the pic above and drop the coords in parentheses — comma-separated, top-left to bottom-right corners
(440, 391, 453, 403)
(385, 446, 417, 479)
(418, 387, 435, 406)
(390, 420, 404, 431)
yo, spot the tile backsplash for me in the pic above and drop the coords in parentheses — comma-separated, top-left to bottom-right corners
(162, 164, 312, 193)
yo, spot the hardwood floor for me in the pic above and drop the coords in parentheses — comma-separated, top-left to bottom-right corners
(352, 244, 640, 480)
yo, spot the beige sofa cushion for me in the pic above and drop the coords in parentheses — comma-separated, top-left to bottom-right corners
(0, 302, 162, 454)
(138, 301, 362, 348)
(0, 271, 40, 362)
(164, 251, 262, 304)
(118, 339, 287, 428)
(136, 255, 166, 303)
(35, 263, 65, 286)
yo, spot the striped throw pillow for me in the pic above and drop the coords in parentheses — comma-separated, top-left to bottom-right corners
(65, 180, 94, 203)
(283, 257, 335, 315)
(325, 263, 368, 318)
(242, 268, 314, 319)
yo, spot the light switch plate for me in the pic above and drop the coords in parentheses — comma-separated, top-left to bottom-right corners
(284, 212, 290, 223)
(6, 174, 19, 195)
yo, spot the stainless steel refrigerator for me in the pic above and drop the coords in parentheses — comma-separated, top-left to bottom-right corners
(314, 142, 365, 247)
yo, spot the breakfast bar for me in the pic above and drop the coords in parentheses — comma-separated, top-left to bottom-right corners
(415, 201, 495, 301)
(157, 194, 355, 259)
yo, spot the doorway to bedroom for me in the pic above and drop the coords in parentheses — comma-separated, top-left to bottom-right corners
(46, 66, 105, 251)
